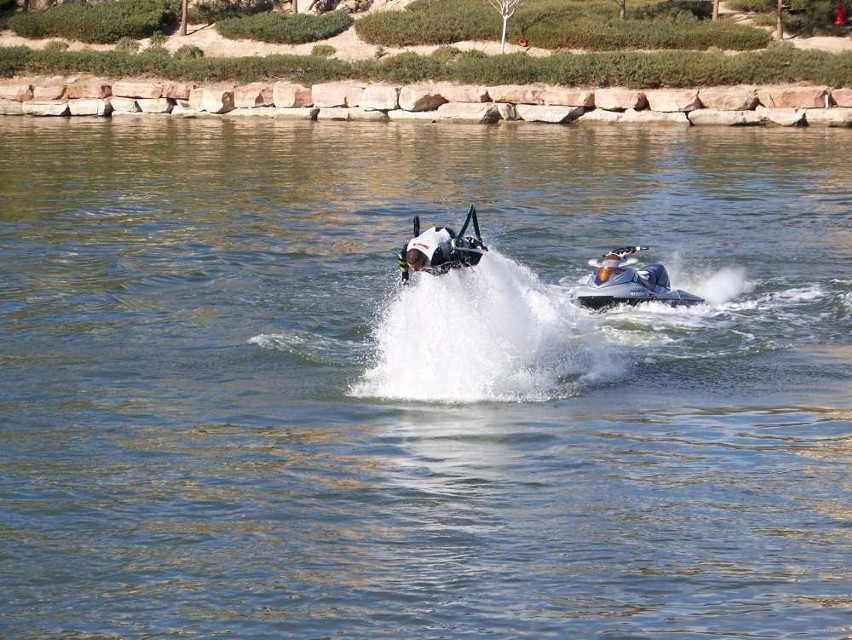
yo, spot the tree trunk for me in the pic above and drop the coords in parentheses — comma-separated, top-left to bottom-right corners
(712, 0, 720, 20)
(293, 0, 298, 14)
(180, 0, 188, 36)
(775, 0, 784, 39)
(618, 0, 626, 20)
(500, 14, 508, 53)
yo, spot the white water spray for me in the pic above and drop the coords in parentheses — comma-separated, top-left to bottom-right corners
(695, 267, 751, 305)
(351, 251, 616, 403)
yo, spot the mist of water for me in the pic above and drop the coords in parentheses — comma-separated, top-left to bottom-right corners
(351, 251, 618, 403)
(694, 267, 751, 305)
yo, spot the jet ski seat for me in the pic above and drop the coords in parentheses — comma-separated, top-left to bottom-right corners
(637, 264, 670, 291)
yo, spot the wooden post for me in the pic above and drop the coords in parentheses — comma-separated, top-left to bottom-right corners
(180, 0, 188, 36)
(775, 0, 785, 40)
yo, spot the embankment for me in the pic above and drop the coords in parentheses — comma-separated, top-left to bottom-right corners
(2, 77, 851, 126)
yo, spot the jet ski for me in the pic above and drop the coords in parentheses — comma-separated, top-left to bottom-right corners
(574, 246, 704, 311)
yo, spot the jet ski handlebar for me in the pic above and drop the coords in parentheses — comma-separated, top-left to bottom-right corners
(606, 246, 649, 259)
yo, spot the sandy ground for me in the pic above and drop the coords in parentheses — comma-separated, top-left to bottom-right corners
(0, 0, 849, 61)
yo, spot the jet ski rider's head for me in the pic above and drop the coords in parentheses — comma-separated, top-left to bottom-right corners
(406, 248, 429, 271)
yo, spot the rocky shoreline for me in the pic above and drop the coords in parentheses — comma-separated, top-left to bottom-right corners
(2, 77, 852, 126)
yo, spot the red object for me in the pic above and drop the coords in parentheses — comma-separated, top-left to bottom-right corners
(518, 38, 529, 48)
(835, 1, 846, 27)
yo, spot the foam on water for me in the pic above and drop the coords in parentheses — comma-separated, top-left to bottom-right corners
(351, 251, 620, 403)
(249, 331, 370, 366)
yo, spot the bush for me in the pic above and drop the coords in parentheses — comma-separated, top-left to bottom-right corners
(523, 15, 771, 51)
(634, 0, 713, 21)
(311, 44, 336, 58)
(43, 39, 70, 52)
(0, 46, 34, 77)
(355, 51, 446, 84)
(189, 0, 273, 24)
(726, 0, 773, 10)
(8, 0, 177, 44)
(355, 0, 497, 46)
(216, 10, 353, 44)
(356, 0, 772, 51)
(174, 44, 205, 59)
(115, 37, 142, 54)
(1, 41, 850, 89)
(0, 0, 15, 31)
(431, 46, 463, 64)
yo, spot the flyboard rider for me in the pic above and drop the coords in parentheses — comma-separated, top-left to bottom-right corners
(398, 204, 488, 284)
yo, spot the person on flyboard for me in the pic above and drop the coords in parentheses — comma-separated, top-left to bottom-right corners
(398, 205, 488, 284)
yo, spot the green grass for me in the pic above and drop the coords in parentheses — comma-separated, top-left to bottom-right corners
(2, 43, 849, 88)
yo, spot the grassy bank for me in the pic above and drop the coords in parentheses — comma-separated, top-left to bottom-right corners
(1, 0, 850, 88)
(2, 42, 851, 88)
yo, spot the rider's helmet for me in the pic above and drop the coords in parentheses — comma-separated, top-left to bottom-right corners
(406, 248, 428, 271)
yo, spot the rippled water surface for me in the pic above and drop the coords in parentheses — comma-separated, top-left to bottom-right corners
(1, 118, 850, 639)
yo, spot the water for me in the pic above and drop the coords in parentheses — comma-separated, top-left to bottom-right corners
(1, 117, 850, 639)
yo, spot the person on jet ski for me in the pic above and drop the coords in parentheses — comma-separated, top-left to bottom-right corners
(398, 205, 487, 284)
(595, 246, 669, 291)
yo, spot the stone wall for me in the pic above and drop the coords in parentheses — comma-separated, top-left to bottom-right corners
(2, 77, 851, 126)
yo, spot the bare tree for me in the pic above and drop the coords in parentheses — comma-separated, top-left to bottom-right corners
(293, 0, 298, 13)
(486, 0, 526, 54)
(617, 0, 626, 20)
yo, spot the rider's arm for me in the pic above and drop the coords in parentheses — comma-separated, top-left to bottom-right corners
(398, 246, 409, 284)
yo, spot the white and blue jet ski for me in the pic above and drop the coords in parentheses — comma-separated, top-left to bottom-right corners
(574, 246, 704, 311)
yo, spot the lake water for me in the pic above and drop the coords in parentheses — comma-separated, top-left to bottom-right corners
(1, 117, 850, 639)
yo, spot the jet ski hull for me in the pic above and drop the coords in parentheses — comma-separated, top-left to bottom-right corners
(576, 290, 704, 311)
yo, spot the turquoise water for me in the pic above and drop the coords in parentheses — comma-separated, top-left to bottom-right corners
(1, 117, 850, 639)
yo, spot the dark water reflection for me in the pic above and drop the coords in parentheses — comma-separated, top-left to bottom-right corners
(0, 117, 850, 639)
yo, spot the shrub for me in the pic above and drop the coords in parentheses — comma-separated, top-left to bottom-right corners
(189, 0, 273, 24)
(634, 0, 713, 21)
(355, 0, 497, 46)
(216, 10, 353, 44)
(0, 46, 34, 78)
(8, 0, 177, 44)
(355, 50, 446, 84)
(356, 0, 772, 51)
(0, 0, 15, 30)
(726, 0, 774, 10)
(524, 15, 772, 51)
(43, 39, 70, 52)
(311, 44, 336, 57)
(431, 46, 462, 64)
(1, 41, 850, 88)
(115, 37, 142, 54)
(174, 44, 205, 60)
